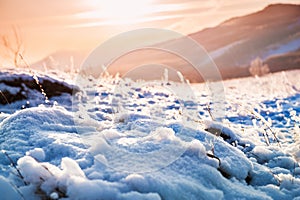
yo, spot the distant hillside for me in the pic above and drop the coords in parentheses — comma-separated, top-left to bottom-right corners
(30, 50, 86, 73)
(32, 4, 300, 82)
(265, 49, 300, 72)
(106, 4, 300, 82)
(190, 3, 300, 69)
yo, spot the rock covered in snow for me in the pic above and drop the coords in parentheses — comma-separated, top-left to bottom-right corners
(0, 69, 78, 105)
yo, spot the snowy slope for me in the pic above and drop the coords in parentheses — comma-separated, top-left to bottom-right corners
(0, 69, 299, 199)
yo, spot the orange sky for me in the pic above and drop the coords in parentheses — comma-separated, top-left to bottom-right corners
(0, 0, 299, 65)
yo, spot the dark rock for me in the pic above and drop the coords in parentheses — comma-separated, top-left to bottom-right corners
(0, 71, 79, 105)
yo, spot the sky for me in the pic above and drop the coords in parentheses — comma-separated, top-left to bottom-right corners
(0, 0, 299, 65)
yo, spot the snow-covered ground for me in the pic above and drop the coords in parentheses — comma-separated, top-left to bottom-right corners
(0, 69, 299, 200)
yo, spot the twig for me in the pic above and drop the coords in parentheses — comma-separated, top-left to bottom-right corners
(0, 90, 10, 104)
(1, 150, 27, 185)
(237, 103, 281, 147)
(292, 162, 296, 184)
(19, 53, 49, 103)
(207, 152, 221, 166)
(206, 103, 215, 121)
(262, 129, 270, 146)
(250, 109, 280, 147)
(9, 181, 26, 200)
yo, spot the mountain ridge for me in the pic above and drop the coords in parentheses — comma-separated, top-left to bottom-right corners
(31, 3, 300, 82)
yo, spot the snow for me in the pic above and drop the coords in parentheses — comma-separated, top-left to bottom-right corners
(265, 37, 300, 58)
(17, 156, 52, 185)
(251, 146, 275, 163)
(214, 139, 253, 180)
(50, 192, 59, 199)
(209, 39, 245, 59)
(0, 69, 299, 199)
(26, 148, 46, 162)
(0, 83, 20, 95)
(0, 176, 22, 200)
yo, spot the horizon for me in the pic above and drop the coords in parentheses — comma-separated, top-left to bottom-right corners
(1, 0, 299, 66)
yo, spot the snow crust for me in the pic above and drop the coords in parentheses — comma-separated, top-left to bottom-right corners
(0, 69, 299, 199)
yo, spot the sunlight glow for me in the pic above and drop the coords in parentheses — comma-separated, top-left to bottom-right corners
(83, 0, 155, 24)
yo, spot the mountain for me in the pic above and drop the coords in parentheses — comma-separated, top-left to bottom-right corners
(31, 4, 300, 82)
(105, 4, 300, 82)
(189, 3, 300, 76)
(30, 50, 87, 73)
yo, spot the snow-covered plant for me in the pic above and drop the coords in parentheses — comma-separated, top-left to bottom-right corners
(1, 150, 27, 185)
(18, 54, 50, 104)
(237, 103, 281, 146)
(0, 26, 24, 68)
(249, 57, 270, 77)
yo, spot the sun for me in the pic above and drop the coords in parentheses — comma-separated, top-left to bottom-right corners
(85, 0, 155, 25)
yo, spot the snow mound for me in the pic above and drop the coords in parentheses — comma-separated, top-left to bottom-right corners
(0, 106, 90, 168)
